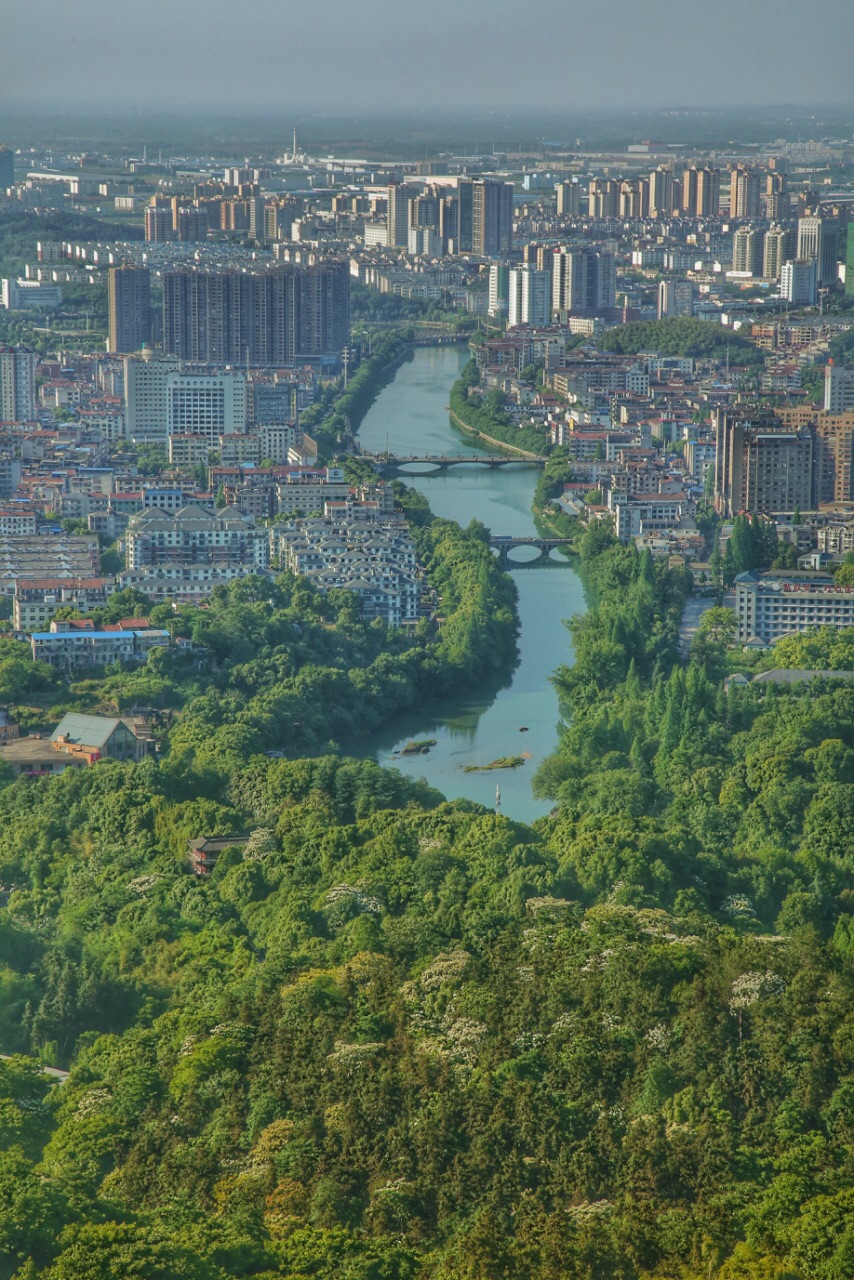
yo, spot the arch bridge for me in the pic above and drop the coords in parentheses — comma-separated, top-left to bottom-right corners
(489, 535, 575, 566)
(368, 453, 545, 474)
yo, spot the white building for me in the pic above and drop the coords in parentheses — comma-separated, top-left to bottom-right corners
(124, 356, 246, 444)
(124, 355, 181, 443)
(271, 515, 427, 627)
(1, 278, 63, 310)
(407, 226, 440, 257)
(735, 569, 854, 644)
(613, 496, 687, 543)
(657, 279, 694, 318)
(508, 266, 551, 328)
(780, 259, 817, 307)
(123, 503, 267, 572)
(259, 422, 298, 464)
(796, 216, 838, 287)
(167, 372, 246, 444)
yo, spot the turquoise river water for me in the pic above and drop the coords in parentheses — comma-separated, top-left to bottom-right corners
(352, 345, 587, 823)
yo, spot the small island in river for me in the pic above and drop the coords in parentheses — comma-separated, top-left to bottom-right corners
(462, 756, 526, 772)
(397, 739, 437, 756)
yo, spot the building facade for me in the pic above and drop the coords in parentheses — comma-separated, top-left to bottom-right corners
(735, 570, 854, 644)
(162, 263, 349, 365)
(508, 266, 551, 328)
(714, 411, 814, 516)
(0, 346, 36, 423)
(471, 180, 514, 257)
(824, 363, 854, 414)
(552, 249, 616, 317)
(108, 265, 151, 354)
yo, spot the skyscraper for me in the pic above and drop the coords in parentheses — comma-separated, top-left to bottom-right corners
(162, 263, 349, 365)
(682, 166, 720, 217)
(695, 167, 721, 217)
(847, 225, 854, 299)
(780, 259, 818, 306)
(108, 266, 151, 354)
(0, 146, 14, 191)
(729, 166, 761, 219)
(488, 262, 510, 317)
(732, 227, 764, 276)
(455, 180, 475, 253)
(619, 180, 649, 219)
(0, 346, 36, 423)
(797, 216, 839, 286)
(555, 180, 581, 217)
(588, 178, 619, 219)
(649, 167, 675, 217)
(552, 249, 615, 317)
(762, 226, 795, 281)
(144, 205, 173, 243)
(386, 182, 416, 248)
(508, 266, 551, 328)
(765, 172, 790, 221)
(471, 180, 514, 256)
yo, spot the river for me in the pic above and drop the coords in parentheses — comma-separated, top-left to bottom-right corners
(353, 345, 586, 823)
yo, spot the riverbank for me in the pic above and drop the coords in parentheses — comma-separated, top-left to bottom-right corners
(353, 344, 588, 822)
(449, 361, 552, 457)
(301, 329, 415, 459)
(447, 407, 546, 459)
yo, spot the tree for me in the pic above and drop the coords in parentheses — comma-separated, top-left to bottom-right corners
(697, 606, 737, 648)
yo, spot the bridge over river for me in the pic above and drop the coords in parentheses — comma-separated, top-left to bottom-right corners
(367, 452, 545, 473)
(489, 534, 575, 565)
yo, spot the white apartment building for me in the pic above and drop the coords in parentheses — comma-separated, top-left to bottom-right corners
(119, 562, 268, 604)
(259, 422, 298, 464)
(735, 570, 854, 644)
(124, 356, 246, 444)
(124, 356, 180, 442)
(613, 496, 687, 543)
(276, 469, 351, 517)
(123, 504, 267, 571)
(780, 259, 817, 307)
(508, 266, 551, 328)
(168, 373, 246, 444)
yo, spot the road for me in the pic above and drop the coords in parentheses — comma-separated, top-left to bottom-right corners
(678, 592, 735, 659)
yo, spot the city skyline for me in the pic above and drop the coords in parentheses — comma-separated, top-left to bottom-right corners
(1, 0, 853, 115)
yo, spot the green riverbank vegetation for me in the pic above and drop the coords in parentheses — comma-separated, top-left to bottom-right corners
(299, 330, 416, 461)
(449, 361, 551, 456)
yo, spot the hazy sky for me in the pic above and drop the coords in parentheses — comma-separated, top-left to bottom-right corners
(2, 0, 852, 114)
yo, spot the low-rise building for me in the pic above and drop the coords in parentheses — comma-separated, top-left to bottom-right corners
(31, 628, 170, 671)
(276, 467, 351, 517)
(270, 515, 428, 627)
(124, 503, 268, 571)
(0, 712, 152, 776)
(613, 496, 691, 543)
(119, 561, 271, 603)
(0, 533, 100, 596)
(13, 576, 116, 631)
(50, 712, 151, 763)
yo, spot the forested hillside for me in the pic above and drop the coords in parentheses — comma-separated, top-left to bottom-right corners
(599, 319, 764, 365)
(2, 522, 854, 1278)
